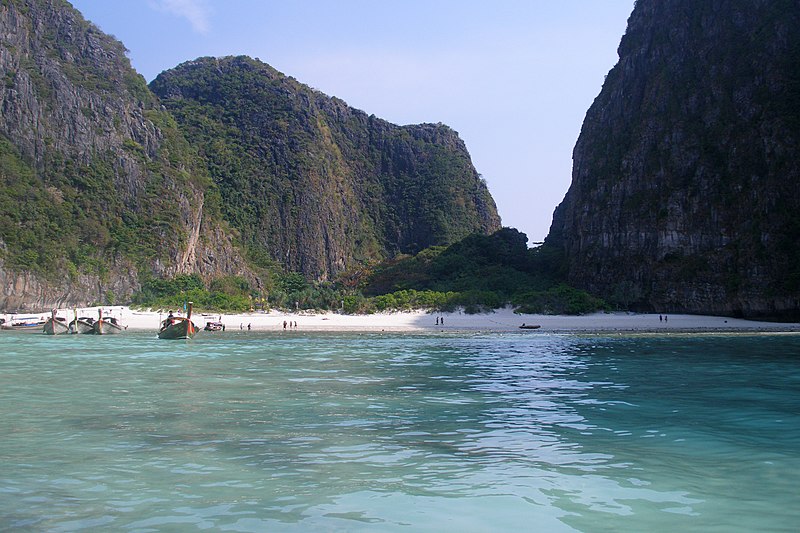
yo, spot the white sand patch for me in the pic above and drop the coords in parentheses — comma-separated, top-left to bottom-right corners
(5, 306, 796, 334)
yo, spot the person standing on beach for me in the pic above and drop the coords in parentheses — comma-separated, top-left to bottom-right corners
(283, 320, 287, 330)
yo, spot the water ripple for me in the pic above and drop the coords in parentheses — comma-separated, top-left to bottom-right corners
(1, 331, 799, 530)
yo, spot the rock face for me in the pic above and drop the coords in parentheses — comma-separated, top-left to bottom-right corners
(149, 57, 500, 281)
(0, 0, 254, 310)
(548, 0, 800, 319)
(0, 0, 500, 310)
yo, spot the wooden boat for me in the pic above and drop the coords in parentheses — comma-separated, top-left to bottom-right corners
(158, 302, 198, 340)
(93, 308, 124, 335)
(70, 316, 95, 334)
(70, 309, 95, 334)
(519, 323, 541, 330)
(43, 310, 70, 335)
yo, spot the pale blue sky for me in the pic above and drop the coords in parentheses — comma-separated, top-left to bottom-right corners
(70, 0, 635, 243)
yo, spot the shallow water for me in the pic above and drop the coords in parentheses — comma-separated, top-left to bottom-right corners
(1, 331, 798, 531)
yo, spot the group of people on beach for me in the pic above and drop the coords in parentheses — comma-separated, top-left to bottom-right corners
(234, 320, 299, 330)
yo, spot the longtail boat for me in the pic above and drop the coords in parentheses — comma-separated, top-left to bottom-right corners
(70, 308, 95, 334)
(71, 316, 95, 334)
(158, 302, 198, 340)
(43, 310, 70, 335)
(93, 308, 124, 335)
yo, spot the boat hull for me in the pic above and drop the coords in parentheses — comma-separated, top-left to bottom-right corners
(93, 319, 123, 335)
(71, 319, 95, 334)
(43, 318, 70, 335)
(158, 318, 198, 340)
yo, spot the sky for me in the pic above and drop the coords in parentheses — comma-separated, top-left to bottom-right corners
(69, 0, 635, 244)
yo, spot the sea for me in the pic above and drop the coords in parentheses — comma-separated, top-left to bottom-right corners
(1, 330, 798, 532)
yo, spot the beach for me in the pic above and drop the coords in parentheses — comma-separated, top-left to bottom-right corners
(5, 306, 799, 334)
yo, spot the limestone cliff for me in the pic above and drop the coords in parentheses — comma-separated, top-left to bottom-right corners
(548, 0, 800, 319)
(149, 56, 500, 281)
(0, 1, 500, 310)
(0, 0, 248, 310)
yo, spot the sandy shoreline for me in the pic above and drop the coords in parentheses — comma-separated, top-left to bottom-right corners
(3, 306, 799, 334)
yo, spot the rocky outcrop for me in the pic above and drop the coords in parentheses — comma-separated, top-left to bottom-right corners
(150, 57, 500, 280)
(548, 0, 800, 319)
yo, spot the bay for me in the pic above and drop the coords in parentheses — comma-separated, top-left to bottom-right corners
(1, 331, 798, 531)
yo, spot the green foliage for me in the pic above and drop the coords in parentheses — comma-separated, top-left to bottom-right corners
(360, 228, 606, 315)
(209, 275, 251, 296)
(342, 294, 368, 314)
(135, 274, 204, 300)
(278, 272, 308, 293)
(132, 274, 252, 312)
(366, 228, 564, 297)
(370, 289, 454, 312)
(0, 137, 77, 277)
(513, 285, 610, 315)
(449, 290, 504, 314)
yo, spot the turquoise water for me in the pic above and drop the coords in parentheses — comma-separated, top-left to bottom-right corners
(1, 331, 798, 532)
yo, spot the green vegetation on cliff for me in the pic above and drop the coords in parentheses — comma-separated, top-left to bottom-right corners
(149, 56, 500, 280)
(0, 0, 222, 297)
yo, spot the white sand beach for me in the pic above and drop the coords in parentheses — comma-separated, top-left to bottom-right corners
(5, 306, 799, 334)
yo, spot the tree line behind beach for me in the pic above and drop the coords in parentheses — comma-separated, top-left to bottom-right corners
(131, 228, 608, 316)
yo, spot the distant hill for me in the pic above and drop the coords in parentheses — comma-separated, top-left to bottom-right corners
(548, 0, 800, 319)
(0, 0, 499, 310)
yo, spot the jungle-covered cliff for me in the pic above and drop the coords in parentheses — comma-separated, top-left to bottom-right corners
(149, 56, 499, 281)
(0, 0, 499, 310)
(548, 0, 800, 319)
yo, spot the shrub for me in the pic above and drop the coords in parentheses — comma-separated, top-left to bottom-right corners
(513, 285, 609, 315)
